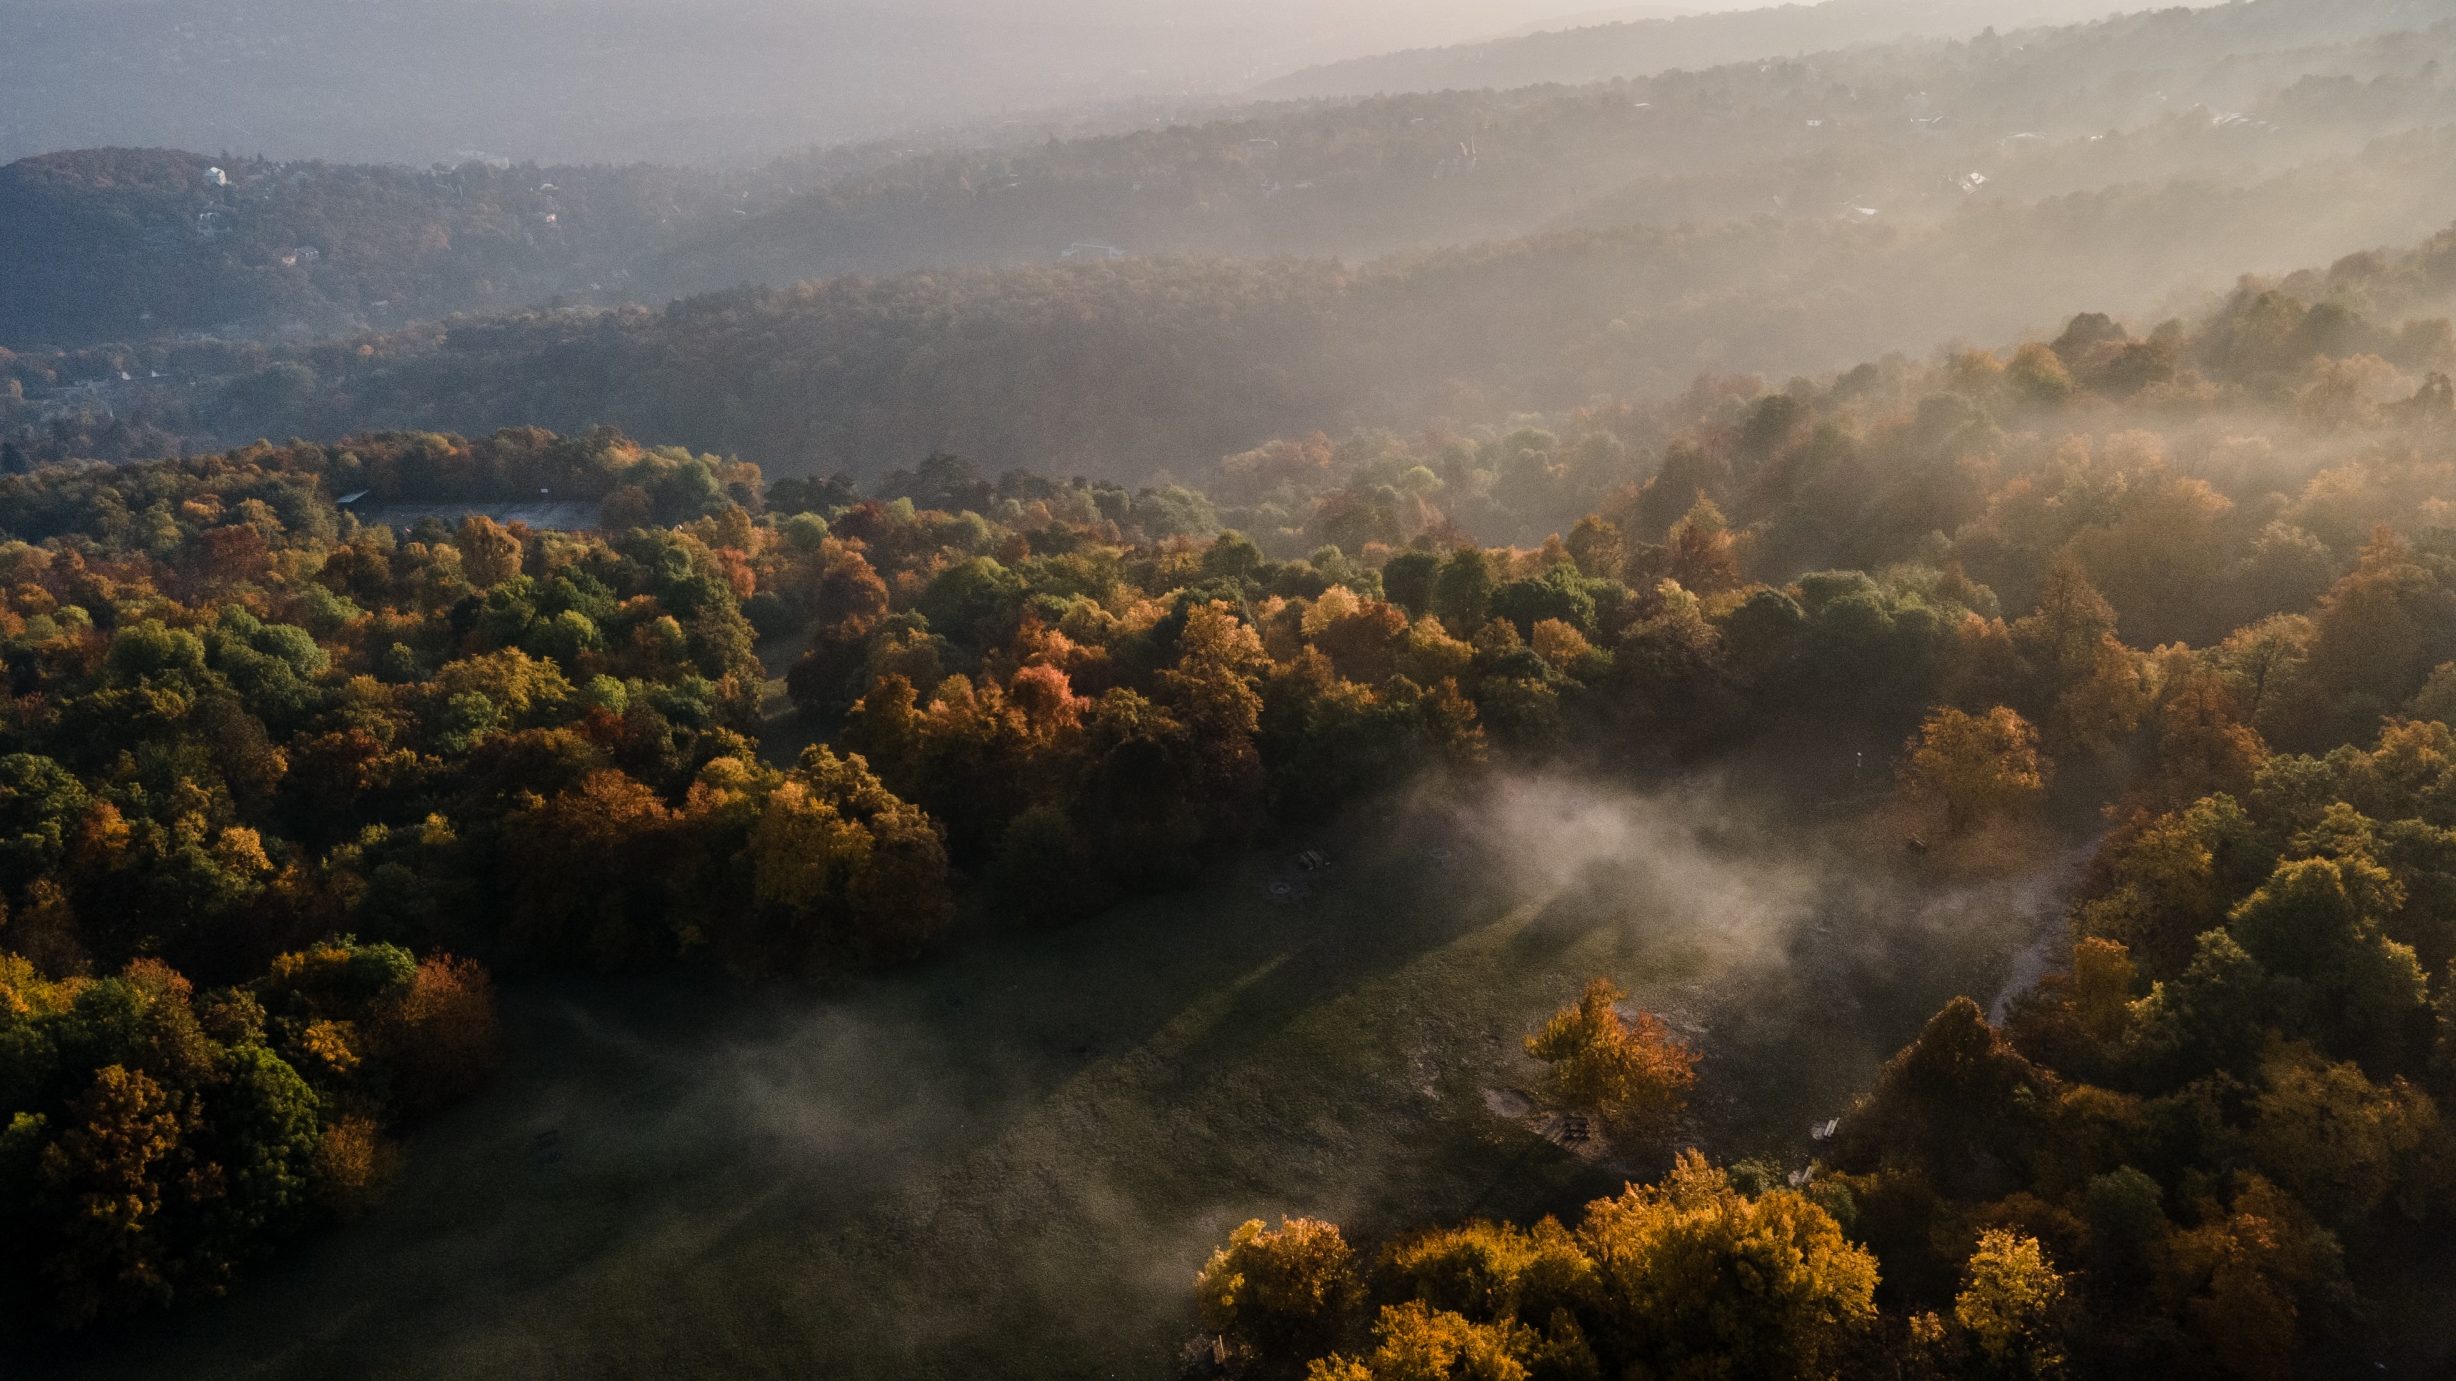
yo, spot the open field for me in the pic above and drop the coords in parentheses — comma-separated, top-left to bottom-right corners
(34, 773, 2081, 1380)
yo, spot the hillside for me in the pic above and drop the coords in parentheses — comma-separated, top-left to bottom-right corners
(643, 0, 2456, 297)
(14, 125, 2456, 486)
(0, 149, 811, 347)
(1257, 0, 2331, 99)
(9, 0, 2451, 351)
(26, 0, 2456, 1378)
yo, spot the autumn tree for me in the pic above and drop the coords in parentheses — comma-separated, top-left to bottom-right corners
(1901, 706, 2047, 834)
(1579, 1153, 1878, 1381)
(35, 1064, 201, 1325)
(2010, 561, 2149, 758)
(1832, 997, 2054, 1185)
(1524, 979, 1698, 1143)
(455, 514, 525, 588)
(1306, 1302, 1538, 1381)
(369, 954, 503, 1117)
(1196, 1217, 1363, 1375)
(1953, 1230, 2070, 1379)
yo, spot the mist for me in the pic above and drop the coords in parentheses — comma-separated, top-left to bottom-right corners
(0, 0, 1782, 165)
(33, 770, 2089, 1381)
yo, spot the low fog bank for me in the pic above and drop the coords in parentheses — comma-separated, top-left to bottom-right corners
(1432, 770, 2096, 1065)
(37, 770, 2093, 1381)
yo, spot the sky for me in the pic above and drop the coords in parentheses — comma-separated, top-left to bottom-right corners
(0, 0, 2077, 165)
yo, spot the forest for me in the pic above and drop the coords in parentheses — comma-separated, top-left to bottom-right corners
(18, 0, 2456, 1375)
(8, 201, 2456, 1371)
(12, 127, 2456, 485)
(0, 148, 827, 347)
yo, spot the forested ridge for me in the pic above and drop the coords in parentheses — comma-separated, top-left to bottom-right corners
(18, 142, 2456, 485)
(16, 0, 2456, 488)
(0, 148, 817, 348)
(639, 0, 2456, 301)
(10, 0, 2455, 354)
(9, 205, 2456, 1373)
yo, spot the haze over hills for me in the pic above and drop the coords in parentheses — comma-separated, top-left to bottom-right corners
(0, 0, 1776, 167)
(0, 0, 2219, 168)
(16, 122, 2456, 485)
(639, 0, 2456, 301)
(10, 0, 2456, 481)
(7, 0, 2450, 352)
(1259, 0, 2304, 99)
(15, 176, 2456, 1381)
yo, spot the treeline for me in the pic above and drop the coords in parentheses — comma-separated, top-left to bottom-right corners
(0, 429, 905, 1327)
(1197, 230, 2456, 605)
(0, 148, 811, 347)
(1191, 629, 2456, 1378)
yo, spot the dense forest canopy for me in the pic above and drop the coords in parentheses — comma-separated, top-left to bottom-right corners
(22, 0, 2456, 1375)
(9, 207, 2456, 1371)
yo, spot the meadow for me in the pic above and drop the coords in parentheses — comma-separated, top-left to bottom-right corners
(39, 764, 2078, 1380)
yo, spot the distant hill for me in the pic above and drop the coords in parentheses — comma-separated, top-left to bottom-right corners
(1257, 0, 2308, 99)
(639, 0, 2456, 299)
(0, 148, 801, 346)
(0, 0, 1739, 167)
(15, 126, 2456, 482)
(9, 0, 2451, 351)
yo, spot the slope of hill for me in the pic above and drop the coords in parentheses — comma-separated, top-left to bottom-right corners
(623, 0, 2456, 299)
(0, 149, 813, 347)
(13, 127, 2456, 484)
(10, 0, 2448, 351)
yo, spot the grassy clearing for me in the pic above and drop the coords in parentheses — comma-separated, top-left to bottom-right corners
(40, 773, 2078, 1381)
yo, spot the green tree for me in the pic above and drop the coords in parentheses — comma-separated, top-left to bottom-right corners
(1433, 549, 1495, 634)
